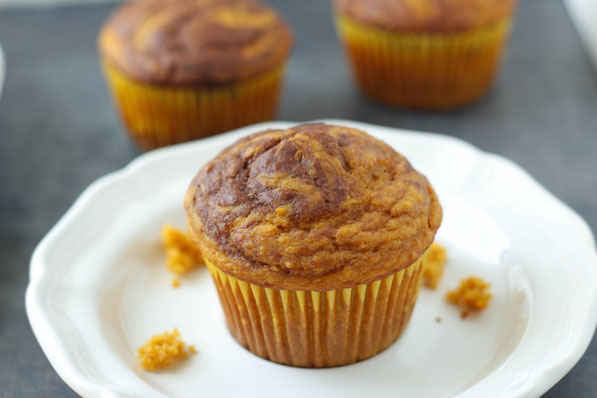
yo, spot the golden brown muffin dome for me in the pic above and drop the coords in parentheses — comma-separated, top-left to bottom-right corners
(98, 0, 293, 86)
(185, 123, 442, 290)
(333, 0, 517, 32)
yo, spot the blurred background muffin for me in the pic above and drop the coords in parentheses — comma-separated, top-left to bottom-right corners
(334, 0, 517, 109)
(185, 123, 442, 367)
(98, 0, 293, 149)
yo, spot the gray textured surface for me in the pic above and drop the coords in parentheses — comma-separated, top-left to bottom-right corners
(0, 0, 596, 397)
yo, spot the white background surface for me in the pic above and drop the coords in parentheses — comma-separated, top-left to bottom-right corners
(26, 120, 597, 398)
(564, 0, 597, 70)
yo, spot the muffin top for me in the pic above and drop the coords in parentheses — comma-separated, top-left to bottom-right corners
(99, 0, 292, 86)
(185, 123, 442, 290)
(334, 0, 516, 33)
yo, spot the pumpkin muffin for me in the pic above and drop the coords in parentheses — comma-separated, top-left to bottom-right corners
(185, 123, 442, 367)
(99, 0, 293, 149)
(334, 0, 517, 109)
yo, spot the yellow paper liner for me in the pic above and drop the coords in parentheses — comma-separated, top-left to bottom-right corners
(206, 253, 426, 367)
(102, 62, 285, 149)
(335, 15, 512, 109)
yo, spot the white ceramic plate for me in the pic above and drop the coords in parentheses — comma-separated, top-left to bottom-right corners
(26, 120, 597, 398)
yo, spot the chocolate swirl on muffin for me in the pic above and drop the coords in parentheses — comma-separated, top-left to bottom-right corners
(185, 123, 442, 290)
(99, 0, 292, 85)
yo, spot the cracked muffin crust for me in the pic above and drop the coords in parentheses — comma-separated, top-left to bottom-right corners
(185, 123, 442, 290)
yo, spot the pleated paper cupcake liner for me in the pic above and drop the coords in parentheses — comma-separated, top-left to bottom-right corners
(102, 62, 285, 150)
(335, 15, 512, 109)
(205, 252, 426, 368)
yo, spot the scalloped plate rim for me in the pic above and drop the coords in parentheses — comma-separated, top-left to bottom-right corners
(26, 119, 597, 398)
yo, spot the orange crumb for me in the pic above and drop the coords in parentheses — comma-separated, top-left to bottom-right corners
(446, 276, 492, 317)
(162, 225, 203, 276)
(172, 278, 180, 288)
(189, 345, 197, 353)
(275, 206, 288, 216)
(422, 242, 447, 289)
(137, 328, 195, 371)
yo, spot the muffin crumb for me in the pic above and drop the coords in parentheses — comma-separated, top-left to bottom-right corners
(162, 225, 203, 276)
(435, 316, 442, 323)
(137, 328, 195, 371)
(446, 276, 491, 318)
(422, 242, 447, 289)
(172, 278, 180, 288)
